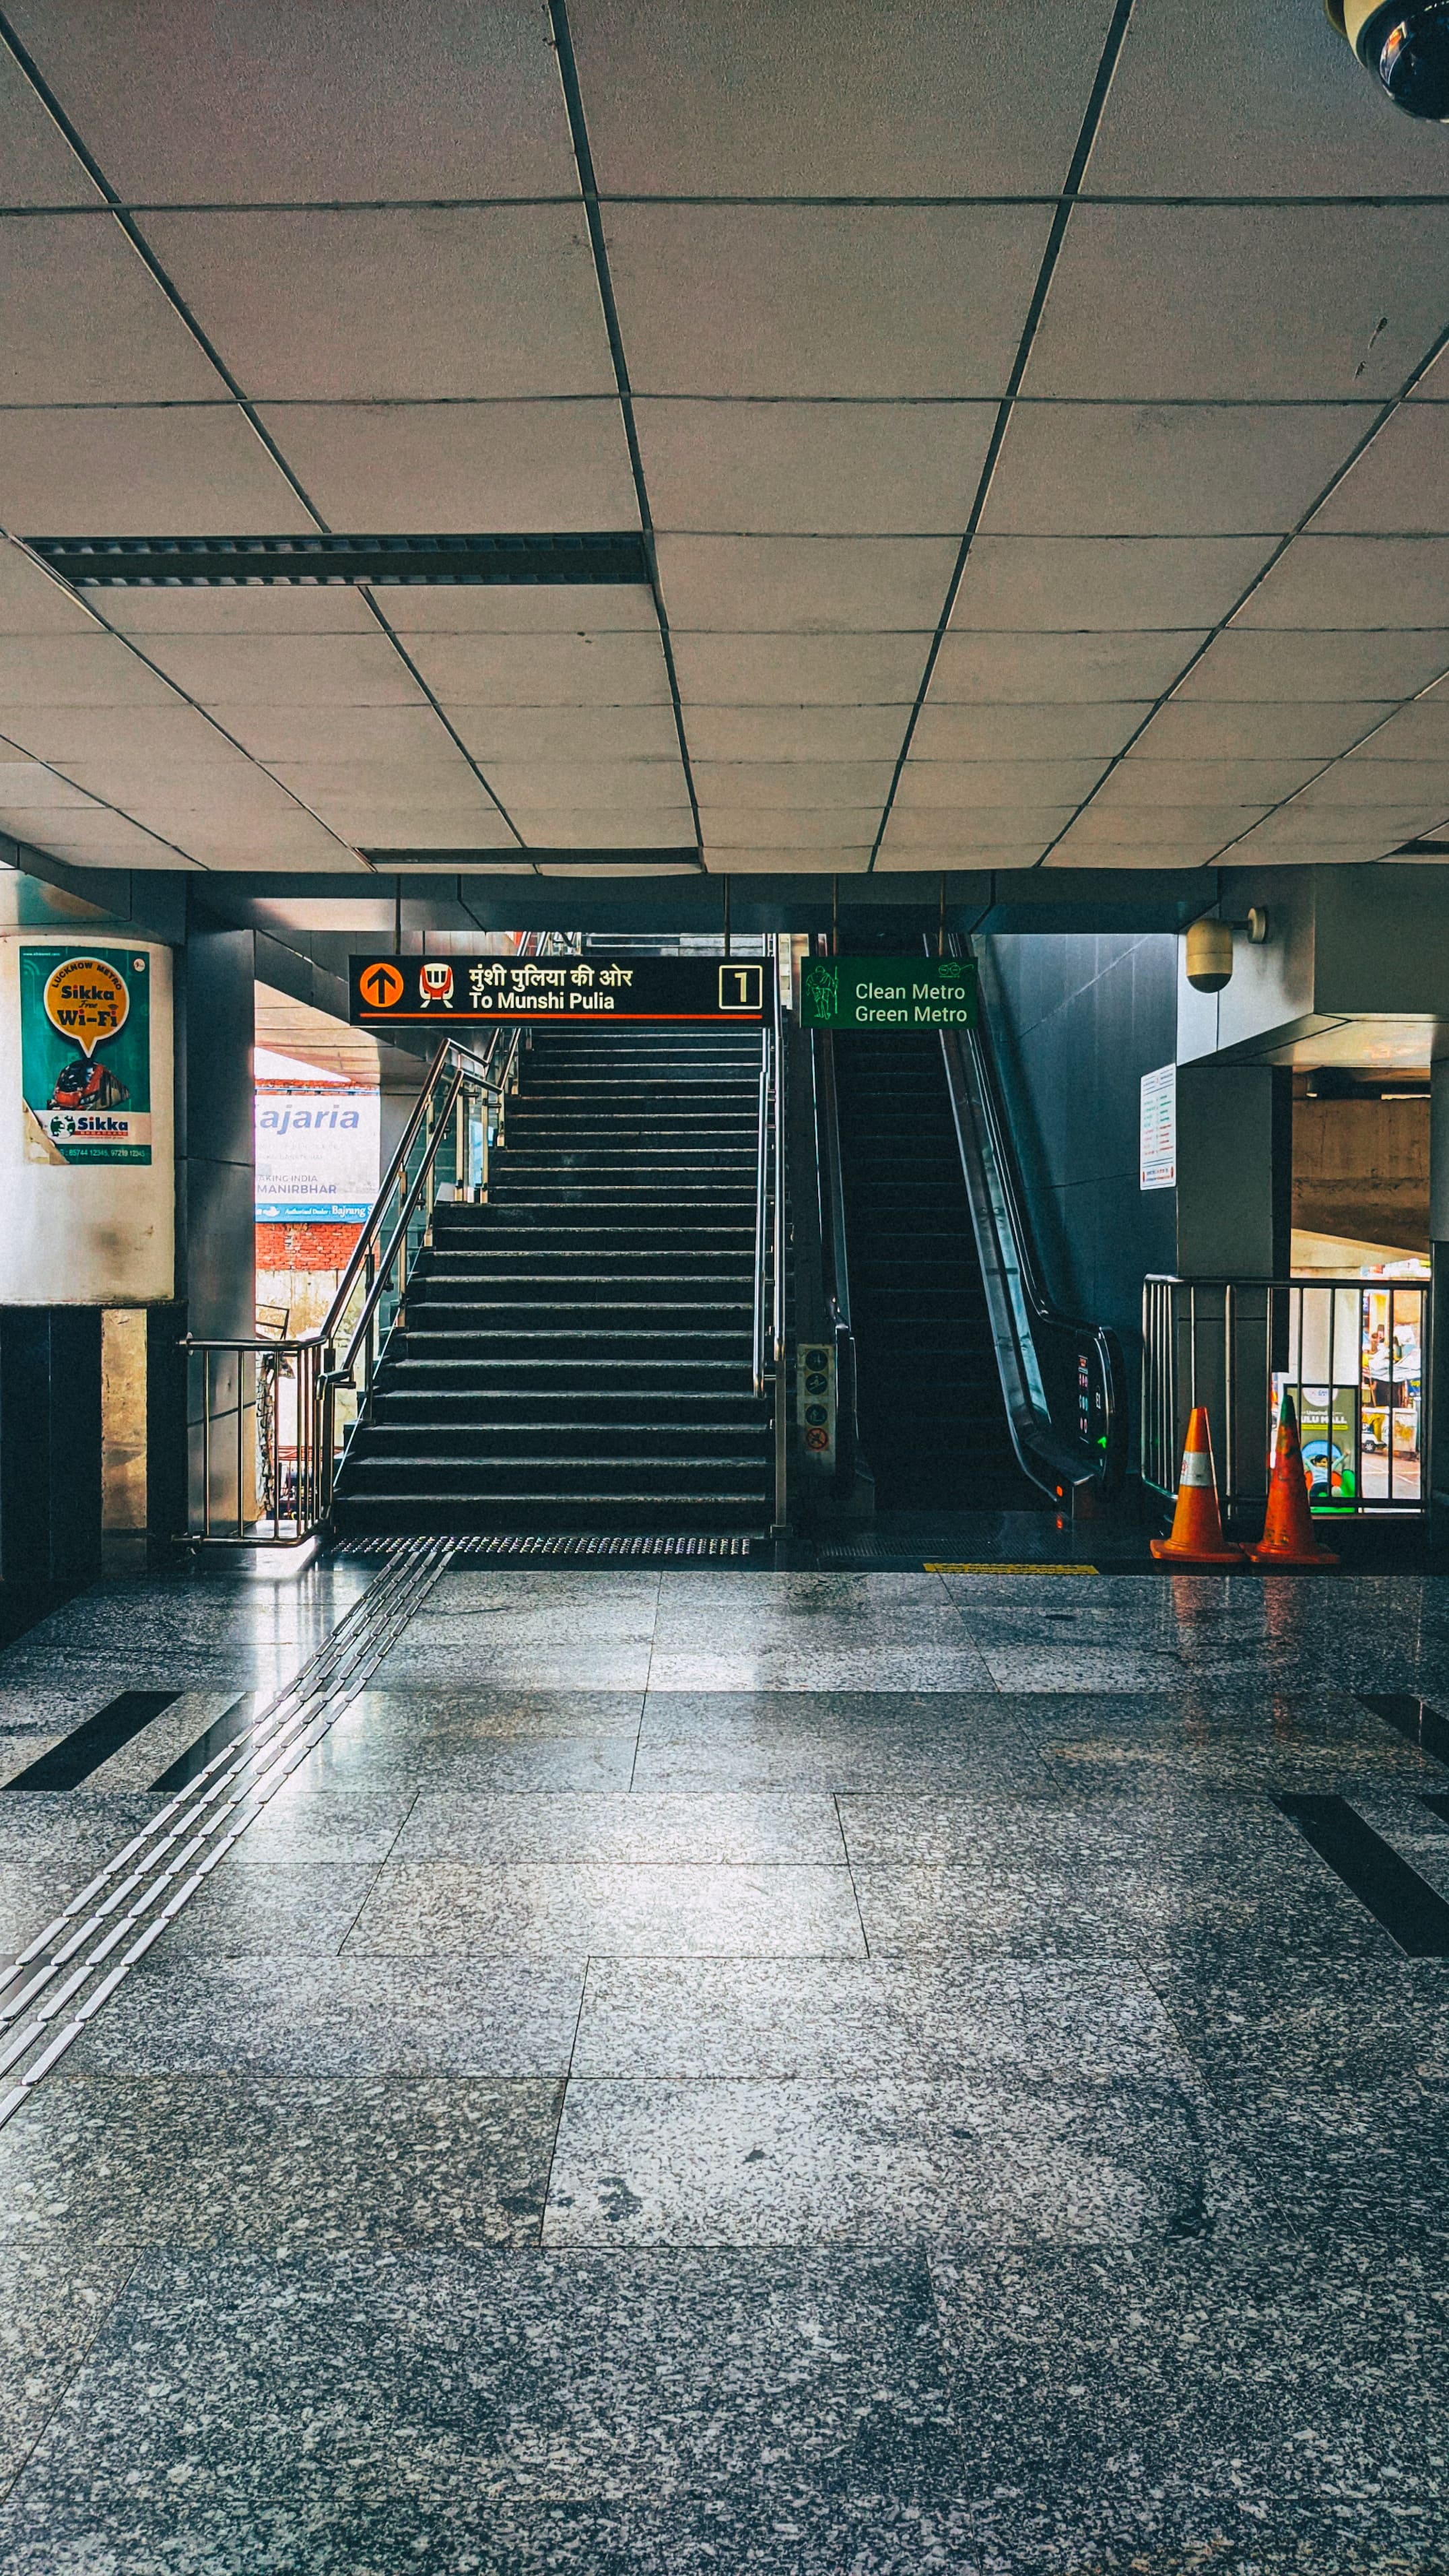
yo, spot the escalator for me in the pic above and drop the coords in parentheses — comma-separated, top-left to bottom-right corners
(815, 941, 1128, 1521)
(834, 1029, 1040, 1509)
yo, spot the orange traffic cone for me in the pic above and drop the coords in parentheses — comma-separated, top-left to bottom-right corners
(1149, 1408, 1245, 1566)
(1248, 1390, 1338, 1569)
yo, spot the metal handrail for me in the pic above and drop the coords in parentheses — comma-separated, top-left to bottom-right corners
(184, 930, 571, 1546)
(809, 1016, 861, 1496)
(1142, 1269, 1429, 1523)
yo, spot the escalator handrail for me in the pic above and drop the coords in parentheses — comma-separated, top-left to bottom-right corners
(808, 1018, 861, 1493)
(938, 935, 1128, 1498)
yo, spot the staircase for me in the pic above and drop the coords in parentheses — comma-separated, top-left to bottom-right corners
(834, 1027, 1037, 1511)
(332, 1025, 773, 1535)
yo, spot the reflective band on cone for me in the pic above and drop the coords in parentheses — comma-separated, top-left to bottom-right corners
(1150, 1406, 1245, 1567)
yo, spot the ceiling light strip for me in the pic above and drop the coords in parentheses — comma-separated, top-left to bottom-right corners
(32, 533, 651, 590)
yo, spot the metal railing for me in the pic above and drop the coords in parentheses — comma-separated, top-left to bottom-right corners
(185, 933, 576, 1546)
(751, 936, 789, 1531)
(808, 1019, 862, 1500)
(940, 938, 1129, 1509)
(1143, 1272, 1429, 1523)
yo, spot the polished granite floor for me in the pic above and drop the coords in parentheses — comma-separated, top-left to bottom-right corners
(0, 1554, 1446, 2571)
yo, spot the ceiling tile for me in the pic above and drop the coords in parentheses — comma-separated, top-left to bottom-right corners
(683, 706, 908, 761)
(0, 637, 180, 706)
(1241, 804, 1441, 845)
(1293, 763, 1449, 809)
(135, 634, 427, 708)
(982, 403, 1366, 539)
(258, 401, 638, 535)
(897, 760, 1106, 807)
(158, 812, 352, 866)
(417, 631, 672, 706)
(98, 587, 378, 638)
(485, 760, 687, 811)
(929, 631, 1206, 702)
(948, 536, 1272, 632)
(673, 632, 926, 704)
(0, 42, 102, 203)
(605, 206, 1054, 399)
(637, 399, 997, 535)
(0, 405, 314, 536)
(1175, 630, 1449, 701)
(382, 588, 657, 636)
(692, 762, 894, 809)
(875, 843, 1050, 871)
(883, 805, 1078, 850)
(1063, 804, 1269, 844)
(1093, 758, 1322, 807)
(0, 546, 97, 638)
(1088, 0, 1449, 198)
(707, 851, 873, 876)
(658, 535, 955, 633)
(0, 215, 223, 403)
(142, 209, 615, 401)
(4, 1, 575, 200)
(1351, 703, 1449, 757)
(697, 807, 883, 849)
(1044, 855, 1225, 886)
(910, 703, 1151, 759)
(14, 808, 194, 865)
(1025, 207, 1449, 403)
(1131, 702, 1394, 760)
(1312, 406, 1449, 535)
(301, 806, 517, 850)
(509, 810, 695, 849)
(265, 758, 489, 800)
(571, 0, 1118, 193)
(206, 704, 457, 763)
(0, 764, 102, 808)
(1236, 537, 1449, 629)
(445, 706, 680, 762)
(1, 704, 251, 762)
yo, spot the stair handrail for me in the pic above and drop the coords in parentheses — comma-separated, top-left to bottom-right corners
(181, 929, 574, 1546)
(936, 933, 1128, 1507)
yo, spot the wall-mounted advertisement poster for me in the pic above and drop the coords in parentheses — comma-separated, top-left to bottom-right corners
(20, 946, 152, 1165)
(255, 1088, 380, 1224)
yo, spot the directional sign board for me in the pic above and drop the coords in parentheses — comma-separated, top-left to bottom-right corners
(798, 954, 977, 1032)
(351, 954, 767, 1030)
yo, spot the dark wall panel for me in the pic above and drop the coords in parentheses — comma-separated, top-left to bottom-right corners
(983, 932, 1179, 1414)
(0, 1308, 103, 1585)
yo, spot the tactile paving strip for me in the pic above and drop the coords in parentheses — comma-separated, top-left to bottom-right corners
(0, 1538, 452, 2131)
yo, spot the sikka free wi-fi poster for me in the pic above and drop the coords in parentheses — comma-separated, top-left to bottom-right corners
(20, 947, 153, 1166)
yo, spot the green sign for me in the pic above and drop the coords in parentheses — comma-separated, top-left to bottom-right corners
(20, 946, 153, 1165)
(799, 954, 978, 1032)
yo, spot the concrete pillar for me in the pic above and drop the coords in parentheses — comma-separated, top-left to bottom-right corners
(0, 933, 176, 1580)
(1173, 1064, 1279, 1278)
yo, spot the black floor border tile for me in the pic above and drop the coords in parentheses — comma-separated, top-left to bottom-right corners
(1420, 1791, 1449, 1827)
(149, 1694, 253, 1793)
(3, 1692, 180, 1793)
(1357, 1692, 1449, 1766)
(1278, 1793, 1449, 1958)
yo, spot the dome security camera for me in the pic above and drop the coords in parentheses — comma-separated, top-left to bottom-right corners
(1327, 0, 1449, 120)
(1184, 918, 1234, 993)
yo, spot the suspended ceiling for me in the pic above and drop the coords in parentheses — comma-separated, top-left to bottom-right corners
(3, 1, 1449, 883)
